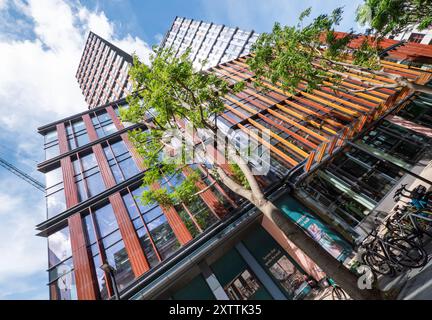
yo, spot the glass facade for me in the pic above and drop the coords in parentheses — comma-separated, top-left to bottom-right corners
(301, 111, 432, 238)
(73, 152, 105, 202)
(162, 17, 258, 71)
(65, 119, 89, 150)
(45, 166, 66, 218)
(83, 202, 135, 299)
(76, 32, 133, 108)
(91, 110, 118, 138)
(47, 225, 77, 300)
(122, 186, 179, 263)
(103, 139, 139, 183)
(44, 129, 59, 160)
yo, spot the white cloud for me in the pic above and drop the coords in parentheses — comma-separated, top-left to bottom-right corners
(0, 0, 154, 299)
(0, 0, 7, 10)
(0, 177, 46, 284)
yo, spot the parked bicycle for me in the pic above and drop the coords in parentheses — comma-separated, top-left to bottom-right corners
(325, 277, 348, 300)
(358, 219, 428, 277)
(387, 204, 432, 240)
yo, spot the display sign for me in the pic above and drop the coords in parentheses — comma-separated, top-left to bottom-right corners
(275, 194, 352, 262)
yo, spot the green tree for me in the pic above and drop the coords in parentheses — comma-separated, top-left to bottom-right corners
(248, 7, 432, 96)
(122, 47, 381, 300)
(356, 0, 432, 37)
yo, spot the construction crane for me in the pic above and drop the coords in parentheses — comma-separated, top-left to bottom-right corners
(0, 156, 45, 192)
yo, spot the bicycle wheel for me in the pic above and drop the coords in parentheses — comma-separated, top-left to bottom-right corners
(412, 214, 432, 238)
(386, 237, 428, 268)
(361, 251, 396, 277)
(331, 286, 348, 300)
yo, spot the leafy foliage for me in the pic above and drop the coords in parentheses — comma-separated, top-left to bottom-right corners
(121, 47, 243, 208)
(246, 6, 430, 96)
(229, 163, 250, 189)
(356, 0, 432, 37)
(247, 7, 358, 94)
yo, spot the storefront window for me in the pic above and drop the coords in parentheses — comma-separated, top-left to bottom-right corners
(211, 248, 272, 300)
(226, 269, 261, 300)
(242, 225, 313, 299)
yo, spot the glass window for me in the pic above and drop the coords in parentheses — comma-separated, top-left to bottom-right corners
(83, 202, 137, 299)
(94, 203, 118, 237)
(48, 226, 72, 268)
(408, 33, 425, 43)
(91, 109, 118, 138)
(361, 124, 427, 165)
(104, 241, 135, 290)
(225, 269, 264, 300)
(66, 119, 89, 150)
(136, 228, 159, 268)
(103, 140, 139, 183)
(46, 167, 63, 188)
(45, 167, 66, 218)
(49, 269, 78, 300)
(122, 187, 179, 262)
(83, 213, 97, 245)
(73, 152, 105, 202)
(44, 129, 60, 160)
(47, 226, 76, 300)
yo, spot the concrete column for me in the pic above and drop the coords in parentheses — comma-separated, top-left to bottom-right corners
(198, 262, 229, 300)
(235, 242, 286, 300)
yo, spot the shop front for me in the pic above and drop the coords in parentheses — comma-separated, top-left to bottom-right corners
(168, 223, 314, 300)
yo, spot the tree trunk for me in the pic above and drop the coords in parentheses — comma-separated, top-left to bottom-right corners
(259, 200, 382, 300)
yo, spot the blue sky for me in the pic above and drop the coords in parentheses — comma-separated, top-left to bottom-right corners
(81, 0, 365, 45)
(0, 0, 364, 300)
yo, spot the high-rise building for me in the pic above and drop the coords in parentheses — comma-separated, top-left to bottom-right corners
(75, 32, 134, 109)
(39, 22, 432, 300)
(75, 18, 259, 109)
(160, 16, 259, 70)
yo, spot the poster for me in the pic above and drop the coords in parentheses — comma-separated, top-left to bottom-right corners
(275, 194, 352, 262)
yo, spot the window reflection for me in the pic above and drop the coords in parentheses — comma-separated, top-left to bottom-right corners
(48, 226, 72, 267)
(44, 129, 60, 160)
(47, 226, 76, 300)
(103, 140, 139, 183)
(45, 166, 66, 218)
(83, 203, 136, 299)
(65, 119, 89, 150)
(122, 187, 179, 264)
(49, 269, 78, 300)
(91, 110, 118, 138)
(94, 204, 118, 237)
(73, 152, 105, 202)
